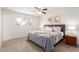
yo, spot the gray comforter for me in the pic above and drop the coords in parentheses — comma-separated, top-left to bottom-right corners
(28, 32, 62, 52)
(28, 31, 63, 52)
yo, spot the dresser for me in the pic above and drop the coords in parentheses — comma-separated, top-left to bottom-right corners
(65, 35, 77, 46)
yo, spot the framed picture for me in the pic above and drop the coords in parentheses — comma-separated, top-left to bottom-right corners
(48, 15, 61, 24)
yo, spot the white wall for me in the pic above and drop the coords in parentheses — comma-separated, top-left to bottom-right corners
(0, 8, 2, 48)
(2, 9, 40, 41)
(40, 7, 79, 32)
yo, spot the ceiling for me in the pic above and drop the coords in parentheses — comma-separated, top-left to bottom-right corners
(3, 7, 48, 16)
(3, 7, 79, 16)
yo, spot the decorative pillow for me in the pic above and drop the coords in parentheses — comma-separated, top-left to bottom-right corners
(44, 27, 53, 32)
(57, 26, 61, 32)
(53, 26, 61, 32)
(53, 26, 57, 32)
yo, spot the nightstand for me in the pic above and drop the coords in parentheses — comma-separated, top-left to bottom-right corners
(65, 35, 77, 46)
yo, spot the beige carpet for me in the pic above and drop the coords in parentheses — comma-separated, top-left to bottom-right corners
(1, 37, 79, 52)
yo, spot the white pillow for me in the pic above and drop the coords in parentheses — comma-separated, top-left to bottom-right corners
(44, 27, 53, 32)
(53, 26, 57, 32)
(53, 26, 61, 32)
(57, 26, 61, 32)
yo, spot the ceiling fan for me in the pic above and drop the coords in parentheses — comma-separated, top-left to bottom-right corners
(34, 7, 48, 14)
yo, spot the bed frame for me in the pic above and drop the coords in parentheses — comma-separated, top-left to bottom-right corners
(44, 24, 65, 39)
(28, 24, 65, 51)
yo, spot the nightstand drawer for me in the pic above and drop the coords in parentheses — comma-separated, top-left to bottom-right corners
(65, 35, 77, 46)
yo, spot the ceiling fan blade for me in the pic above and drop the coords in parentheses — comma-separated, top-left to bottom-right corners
(42, 8, 47, 11)
(34, 7, 47, 14)
(42, 12, 47, 14)
(34, 7, 41, 11)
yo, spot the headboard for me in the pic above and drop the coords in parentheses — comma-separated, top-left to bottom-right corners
(44, 24, 65, 38)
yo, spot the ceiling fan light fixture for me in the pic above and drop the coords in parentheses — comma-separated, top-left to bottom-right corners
(34, 12, 42, 15)
(33, 7, 48, 15)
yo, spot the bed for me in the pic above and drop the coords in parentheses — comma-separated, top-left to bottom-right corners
(28, 24, 65, 52)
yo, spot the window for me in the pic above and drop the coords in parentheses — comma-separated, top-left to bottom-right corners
(16, 17, 32, 25)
